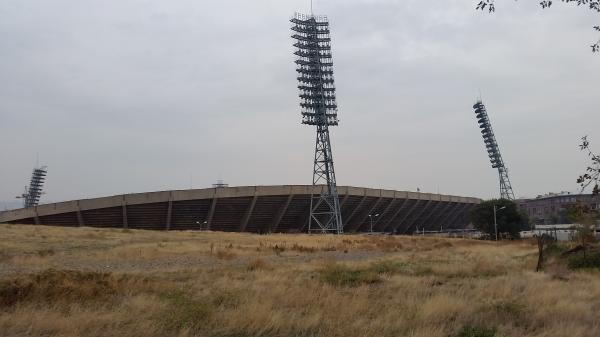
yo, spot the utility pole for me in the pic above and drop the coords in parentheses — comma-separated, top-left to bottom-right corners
(368, 213, 379, 233)
(493, 205, 506, 241)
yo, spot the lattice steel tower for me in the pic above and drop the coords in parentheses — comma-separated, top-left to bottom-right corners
(291, 12, 343, 233)
(473, 100, 515, 200)
(17, 166, 48, 208)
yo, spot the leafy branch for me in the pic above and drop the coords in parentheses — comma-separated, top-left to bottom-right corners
(577, 136, 600, 195)
(476, 0, 600, 53)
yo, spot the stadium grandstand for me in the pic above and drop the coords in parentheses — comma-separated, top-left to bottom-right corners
(0, 185, 480, 234)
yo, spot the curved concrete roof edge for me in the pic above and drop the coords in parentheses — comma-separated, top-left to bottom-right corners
(0, 185, 482, 223)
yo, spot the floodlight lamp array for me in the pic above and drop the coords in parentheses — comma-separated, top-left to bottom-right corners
(24, 166, 47, 208)
(291, 13, 338, 127)
(473, 101, 503, 169)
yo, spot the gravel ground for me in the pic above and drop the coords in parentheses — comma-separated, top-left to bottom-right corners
(0, 249, 387, 277)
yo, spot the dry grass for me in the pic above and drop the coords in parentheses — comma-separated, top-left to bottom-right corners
(0, 224, 599, 337)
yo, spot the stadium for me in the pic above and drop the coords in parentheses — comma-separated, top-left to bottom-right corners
(1, 14, 486, 234)
(0, 185, 479, 233)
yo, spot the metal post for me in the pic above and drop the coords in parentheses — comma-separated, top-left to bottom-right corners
(196, 220, 207, 231)
(368, 213, 379, 233)
(494, 205, 506, 241)
(494, 205, 498, 241)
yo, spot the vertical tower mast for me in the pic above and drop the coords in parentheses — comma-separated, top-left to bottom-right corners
(18, 166, 48, 208)
(291, 12, 343, 233)
(473, 100, 515, 200)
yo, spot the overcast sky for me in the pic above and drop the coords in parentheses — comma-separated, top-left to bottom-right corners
(1, 0, 599, 207)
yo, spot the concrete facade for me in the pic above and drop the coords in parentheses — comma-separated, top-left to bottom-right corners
(517, 193, 600, 225)
(0, 185, 480, 233)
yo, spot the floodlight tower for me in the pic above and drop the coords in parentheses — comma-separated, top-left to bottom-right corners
(291, 12, 343, 234)
(473, 100, 515, 200)
(17, 166, 48, 208)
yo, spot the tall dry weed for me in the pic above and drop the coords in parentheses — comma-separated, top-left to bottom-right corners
(2, 225, 600, 337)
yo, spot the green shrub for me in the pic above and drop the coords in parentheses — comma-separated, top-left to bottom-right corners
(568, 252, 600, 269)
(544, 243, 569, 256)
(158, 290, 212, 332)
(210, 289, 240, 309)
(493, 300, 524, 319)
(370, 260, 408, 275)
(36, 248, 55, 257)
(319, 264, 381, 287)
(412, 265, 435, 276)
(0, 269, 120, 307)
(457, 325, 497, 337)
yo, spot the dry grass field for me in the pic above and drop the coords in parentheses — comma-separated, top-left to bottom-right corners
(1, 224, 599, 337)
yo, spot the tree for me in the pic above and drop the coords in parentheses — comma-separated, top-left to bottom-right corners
(536, 233, 554, 272)
(476, 0, 600, 53)
(577, 136, 600, 195)
(566, 201, 597, 258)
(569, 139, 600, 260)
(470, 199, 527, 239)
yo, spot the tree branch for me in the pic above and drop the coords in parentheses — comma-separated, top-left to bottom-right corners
(476, 0, 600, 53)
(578, 136, 600, 195)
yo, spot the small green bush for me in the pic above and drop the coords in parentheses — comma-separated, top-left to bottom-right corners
(568, 252, 600, 269)
(158, 290, 212, 332)
(544, 243, 569, 256)
(210, 289, 240, 309)
(320, 264, 381, 287)
(412, 265, 435, 276)
(36, 249, 55, 257)
(0, 269, 119, 307)
(493, 300, 524, 319)
(370, 260, 408, 275)
(457, 325, 497, 337)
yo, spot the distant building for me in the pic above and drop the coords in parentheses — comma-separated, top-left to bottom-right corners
(520, 224, 600, 242)
(517, 192, 599, 226)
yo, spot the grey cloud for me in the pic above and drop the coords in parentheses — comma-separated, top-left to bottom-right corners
(1, 0, 598, 205)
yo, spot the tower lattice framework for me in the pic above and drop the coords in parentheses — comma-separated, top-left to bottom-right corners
(19, 166, 48, 208)
(473, 100, 515, 200)
(291, 12, 343, 233)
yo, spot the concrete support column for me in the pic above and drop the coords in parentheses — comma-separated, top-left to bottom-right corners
(76, 201, 85, 227)
(424, 201, 453, 230)
(373, 197, 396, 231)
(240, 195, 258, 232)
(166, 193, 173, 231)
(352, 197, 383, 232)
(390, 199, 423, 233)
(417, 200, 442, 231)
(271, 194, 294, 233)
(344, 195, 367, 226)
(206, 197, 218, 230)
(34, 207, 40, 225)
(339, 194, 350, 208)
(441, 203, 463, 229)
(122, 197, 128, 229)
(447, 203, 470, 229)
(401, 200, 434, 234)
(382, 199, 410, 232)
